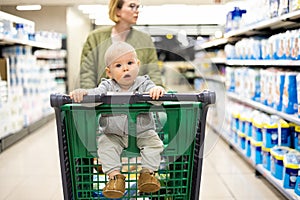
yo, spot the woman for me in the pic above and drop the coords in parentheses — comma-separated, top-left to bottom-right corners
(80, 0, 163, 89)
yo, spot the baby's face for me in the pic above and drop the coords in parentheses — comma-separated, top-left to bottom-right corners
(106, 51, 140, 90)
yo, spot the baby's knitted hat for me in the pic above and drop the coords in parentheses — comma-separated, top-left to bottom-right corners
(104, 41, 136, 67)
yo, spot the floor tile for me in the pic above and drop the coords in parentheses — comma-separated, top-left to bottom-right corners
(220, 174, 283, 200)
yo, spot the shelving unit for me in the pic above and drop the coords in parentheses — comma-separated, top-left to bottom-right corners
(226, 59, 300, 67)
(0, 12, 65, 152)
(227, 92, 300, 125)
(200, 9, 300, 200)
(208, 122, 299, 200)
(35, 49, 68, 94)
(0, 35, 61, 50)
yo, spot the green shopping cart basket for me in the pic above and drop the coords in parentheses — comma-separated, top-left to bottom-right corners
(50, 91, 215, 200)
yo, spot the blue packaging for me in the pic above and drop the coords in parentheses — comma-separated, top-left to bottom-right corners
(233, 129, 238, 144)
(273, 72, 285, 111)
(289, 123, 296, 149)
(282, 72, 298, 114)
(262, 123, 278, 148)
(252, 121, 263, 142)
(238, 131, 246, 150)
(225, 7, 246, 32)
(294, 125, 300, 151)
(239, 115, 246, 133)
(245, 116, 252, 137)
(260, 69, 268, 105)
(248, 69, 261, 102)
(250, 139, 262, 165)
(232, 112, 239, 131)
(262, 146, 271, 171)
(295, 176, 300, 196)
(226, 67, 235, 92)
(279, 119, 291, 147)
(246, 137, 251, 158)
(270, 146, 290, 180)
(262, 119, 291, 148)
(283, 150, 300, 189)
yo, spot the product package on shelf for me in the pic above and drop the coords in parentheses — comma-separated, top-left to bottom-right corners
(262, 116, 291, 148)
(294, 125, 300, 151)
(282, 72, 298, 115)
(283, 150, 300, 189)
(262, 145, 271, 171)
(295, 176, 300, 196)
(250, 138, 263, 165)
(270, 146, 290, 180)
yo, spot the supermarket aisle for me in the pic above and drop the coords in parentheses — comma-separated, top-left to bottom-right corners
(0, 118, 285, 200)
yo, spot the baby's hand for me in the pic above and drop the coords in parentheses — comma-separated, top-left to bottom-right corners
(69, 89, 88, 103)
(149, 86, 165, 100)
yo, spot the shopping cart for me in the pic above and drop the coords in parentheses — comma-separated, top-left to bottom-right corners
(50, 91, 215, 200)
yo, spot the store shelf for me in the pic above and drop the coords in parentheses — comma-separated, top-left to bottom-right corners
(195, 38, 229, 50)
(199, 10, 300, 50)
(224, 10, 300, 38)
(227, 92, 300, 125)
(256, 165, 299, 200)
(210, 57, 226, 64)
(200, 75, 225, 84)
(0, 35, 61, 50)
(200, 58, 300, 66)
(208, 122, 299, 200)
(0, 113, 54, 152)
(226, 59, 300, 67)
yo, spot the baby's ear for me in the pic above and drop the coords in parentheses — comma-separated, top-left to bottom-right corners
(105, 67, 112, 78)
(137, 59, 141, 67)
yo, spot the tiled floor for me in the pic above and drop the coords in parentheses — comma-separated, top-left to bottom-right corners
(0, 118, 285, 200)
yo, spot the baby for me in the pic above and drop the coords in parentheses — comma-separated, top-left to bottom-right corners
(70, 42, 164, 199)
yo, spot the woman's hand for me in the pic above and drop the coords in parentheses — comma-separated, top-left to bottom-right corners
(69, 89, 88, 103)
(149, 86, 165, 100)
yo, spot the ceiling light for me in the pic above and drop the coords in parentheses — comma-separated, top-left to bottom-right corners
(16, 5, 42, 11)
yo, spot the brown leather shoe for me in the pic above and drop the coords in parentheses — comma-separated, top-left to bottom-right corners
(102, 174, 126, 199)
(138, 169, 160, 193)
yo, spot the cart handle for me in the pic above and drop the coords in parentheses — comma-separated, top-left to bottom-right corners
(50, 90, 216, 108)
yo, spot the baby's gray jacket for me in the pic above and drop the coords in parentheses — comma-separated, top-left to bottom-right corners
(87, 75, 157, 136)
